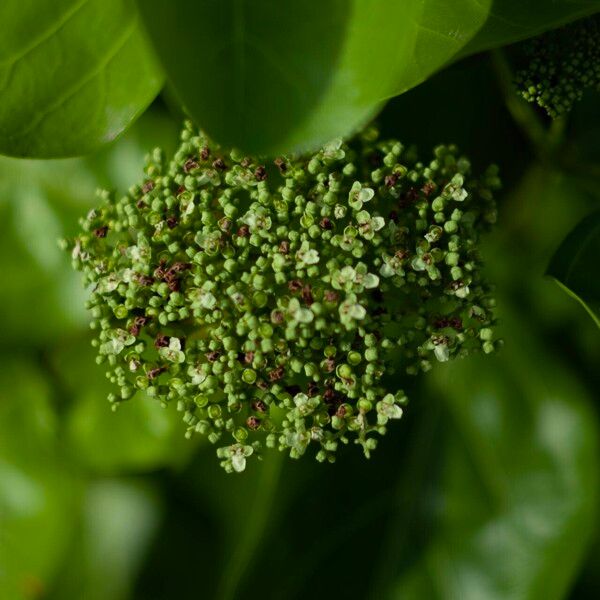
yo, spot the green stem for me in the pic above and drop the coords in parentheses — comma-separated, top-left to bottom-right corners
(215, 450, 285, 600)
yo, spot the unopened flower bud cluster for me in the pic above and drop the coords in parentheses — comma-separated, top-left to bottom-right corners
(515, 15, 600, 118)
(66, 121, 499, 472)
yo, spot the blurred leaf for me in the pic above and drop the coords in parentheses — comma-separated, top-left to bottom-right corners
(0, 107, 180, 348)
(0, 359, 78, 600)
(0, 169, 93, 346)
(380, 314, 599, 599)
(459, 1, 600, 55)
(171, 311, 599, 600)
(0, 0, 162, 158)
(547, 211, 600, 328)
(47, 480, 160, 600)
(136, 0, 599, 155)
(53, 340, 196, 474)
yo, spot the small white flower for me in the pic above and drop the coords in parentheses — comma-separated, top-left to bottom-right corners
(296, 241, 319, 266)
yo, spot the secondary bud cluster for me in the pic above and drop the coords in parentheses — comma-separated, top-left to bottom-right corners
(515, 15, 600, 118)
(65, 122, 499, 472)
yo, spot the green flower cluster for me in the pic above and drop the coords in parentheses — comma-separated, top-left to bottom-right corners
(515, 15, 600, 118)
(65, 122, 499, 472)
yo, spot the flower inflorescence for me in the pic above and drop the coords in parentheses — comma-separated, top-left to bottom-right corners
(65, 122, 499, 472)
(515, 15, 600, 118)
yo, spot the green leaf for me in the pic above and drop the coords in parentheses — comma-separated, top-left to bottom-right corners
(0, 360, 78, 600)
(174, 312, 599, 600)
(382, 318, 599, 599)
(0, 106, 179, 347)
(460, 1, 600, 55)
(136, 0, 600, 155)
(547, 211, 600, 328)
(0, 0, 163, 158)
(46, 480, 161, 600)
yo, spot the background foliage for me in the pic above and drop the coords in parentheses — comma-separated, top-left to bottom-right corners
(0, 2, 599, 599)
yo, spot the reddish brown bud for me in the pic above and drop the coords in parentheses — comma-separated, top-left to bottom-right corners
(254, 165, 267, 181)
(141, 180, 155, 194)
(154, 334, 170, 349)
(274, 157, 287, 173)
(94, 226, 108, 238)
(199, 146, 210, 160)
(252, 400, 268, 413)
(184, 158, 199, 173)
(288, 279, 303, 293)
(246, 416, 261, 430)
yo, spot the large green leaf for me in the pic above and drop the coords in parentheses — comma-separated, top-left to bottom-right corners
(383, 320, 599, 599)
(136, 0, 600, 155)
(460, 0, 600, 55)
(547, 211, 600, 328)
(146, 311, 598, 600)
(0, 0, 163, 158)
(46, 480, 161, 600)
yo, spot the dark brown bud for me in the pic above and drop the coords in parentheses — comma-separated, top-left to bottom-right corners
(307, 382, 319, 397)
(141, 180, 155, 194)
(274, 157, 287, 173)
(183, 158, 199, 173)
(422, 181, 436, 196)
(199, 146, 210, 161)
(324, 357, 336, 373)
(323, 388, 336, 401)
(94, 226, 108, 238)
(154, 334, 170, 349)
(137, 274, 154, 287)
(268, 366, 285, 382)
(166, 216, 178, 229)
(450, 317, 463, 330)
(385, 174, 398, 188)
(147, 366, 166, 380)
(168, 279, 180, 292)
(279, 240, 290, 254)
(237, 225, 250, 238)
(212, 158, 227, 171)
(169, 262, 191, 274)
(206, 351, 220, 363)
(319, 218, 333, 230)
(301, 284, 314, 306)
(271, 310, 284, 325)
(256, 380, 268, 391)
(246, 416, 261, 430)
(252, 400, 268, 413)
(288, 279, 303, 293)
(254, 165, 267, 181)
(399, 187, 419, 208)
